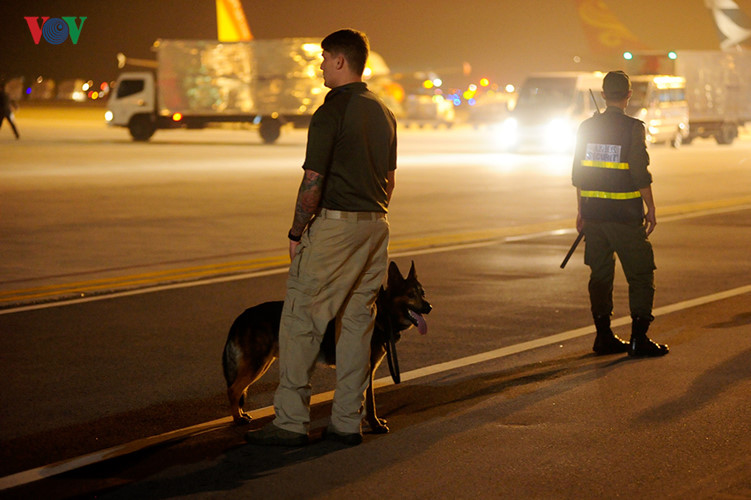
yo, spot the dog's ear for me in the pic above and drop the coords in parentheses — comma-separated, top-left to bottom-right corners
(388, 261, 403, 287)
(408, 260, 417, 280)
(389, 260, 404, 283)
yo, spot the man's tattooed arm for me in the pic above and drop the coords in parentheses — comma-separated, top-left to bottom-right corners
(289, 169, 324, 240)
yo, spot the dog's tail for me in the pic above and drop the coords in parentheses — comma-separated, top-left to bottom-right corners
(222, 327, 241, 386)
(222, 341, 246, 409)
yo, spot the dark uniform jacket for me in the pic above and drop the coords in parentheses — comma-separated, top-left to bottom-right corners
(572, 106, 652, 224)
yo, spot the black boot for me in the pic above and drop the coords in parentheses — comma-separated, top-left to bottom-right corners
(629, 316, 669, 357)
(592, 315, 629, 355)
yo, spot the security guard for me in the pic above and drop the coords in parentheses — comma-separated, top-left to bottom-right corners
(572, 70, 668, 357)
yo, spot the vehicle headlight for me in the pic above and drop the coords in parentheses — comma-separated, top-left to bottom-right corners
(545, 118, 575, 151)
(104, 110, 113, 122)
(495, 117, 518, 150)
(501, 117, 518, 132)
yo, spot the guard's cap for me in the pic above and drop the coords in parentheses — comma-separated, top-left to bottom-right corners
(602, 70, 631, 98)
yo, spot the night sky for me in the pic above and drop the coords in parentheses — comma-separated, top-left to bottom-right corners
(1, 1, 747, 87)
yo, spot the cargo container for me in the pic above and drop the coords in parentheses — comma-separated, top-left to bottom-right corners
(106, 38, 396, 144)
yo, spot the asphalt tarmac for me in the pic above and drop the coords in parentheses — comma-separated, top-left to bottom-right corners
(5, 289, 750, 499)
(3, 238, 750, 499)
(2, 109, 750, 499)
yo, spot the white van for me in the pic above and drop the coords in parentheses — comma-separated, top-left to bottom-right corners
(626, 75, 689, 147)
(497, 72, 605, 152)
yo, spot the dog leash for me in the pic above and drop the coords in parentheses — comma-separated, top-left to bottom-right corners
(384, 315, 401, 384)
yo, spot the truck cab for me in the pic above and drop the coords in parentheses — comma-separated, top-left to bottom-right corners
(105, 72, 158, 141)
(498, 72, 605, 152)
(626, 75, 689, 148)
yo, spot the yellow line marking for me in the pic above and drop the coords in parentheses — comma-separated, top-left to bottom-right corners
(1, 221, 570, 305)
(2, 196, 751, 305)
(0, 256, 290, 303)
(0, 256, 289, 295)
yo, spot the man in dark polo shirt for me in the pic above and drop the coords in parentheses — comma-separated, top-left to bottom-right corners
(572, 70, 668, 358)
(246, 29, 397, 447)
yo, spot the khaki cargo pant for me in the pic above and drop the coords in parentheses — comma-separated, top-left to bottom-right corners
(583, 220, 656, 320)
(272, 210, 389, 435)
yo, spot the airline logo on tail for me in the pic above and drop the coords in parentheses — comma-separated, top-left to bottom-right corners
(575, 0, 648, 55)
(706, 0, 751, 50)
(216, 0, 253, 41)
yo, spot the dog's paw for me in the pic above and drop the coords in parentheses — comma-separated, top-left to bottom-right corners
(233, 412, 253, 425)
(368, 418, 390, 434)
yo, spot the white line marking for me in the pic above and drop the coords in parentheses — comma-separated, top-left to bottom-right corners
(0, 268, 288, 315)
(3, 202, 749, 315)
(1, 283, 749, 490)
(0, 242, 500, 316)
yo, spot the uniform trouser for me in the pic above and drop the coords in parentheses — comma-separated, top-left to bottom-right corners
(583, 220, 656, 321)
(272, 212, 389, 435)
(1, 113, 19, 138)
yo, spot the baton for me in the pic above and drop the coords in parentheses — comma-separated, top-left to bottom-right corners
(560, 231, 584, 269)
(559, 92, 596, 270)
(589, 89, 601, 114)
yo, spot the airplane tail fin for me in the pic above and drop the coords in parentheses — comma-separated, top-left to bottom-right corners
(706, 0, 751, 50)
(575, 0, 647, 56)
(216, 0, 253, 41)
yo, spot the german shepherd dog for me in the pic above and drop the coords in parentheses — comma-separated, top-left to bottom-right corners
(222, 261, 431, 434)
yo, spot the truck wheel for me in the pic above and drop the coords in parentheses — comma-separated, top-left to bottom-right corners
(129, 115, 156, 142)
(715, 123, 736, 145)
(259, 118, 281, 144)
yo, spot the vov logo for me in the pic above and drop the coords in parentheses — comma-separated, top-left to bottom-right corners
(24, 17, 87, 45)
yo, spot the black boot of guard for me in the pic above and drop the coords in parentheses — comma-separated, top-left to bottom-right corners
(629, 316, 669, 357)
(592, 315, 629, 355)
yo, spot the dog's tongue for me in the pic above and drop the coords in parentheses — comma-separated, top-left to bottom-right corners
(409, 311, 428, 335)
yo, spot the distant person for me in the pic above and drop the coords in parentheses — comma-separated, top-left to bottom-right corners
(245, 28, 397, 447)
(572, 70, 668, 357)
(0, 81, 20, 139)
